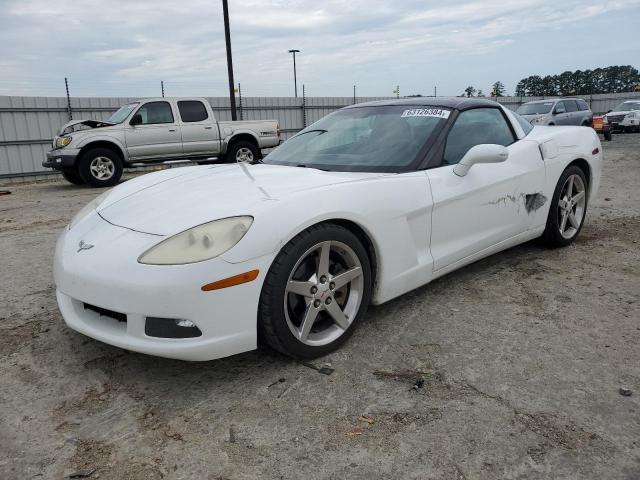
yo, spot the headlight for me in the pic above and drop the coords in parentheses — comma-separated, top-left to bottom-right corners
(55, 136, 72, 148)
(627, 112, 639, 119)
(68, 189, 112, 230)
(602, 116, 609, 124)
(138, 216, 254, 265)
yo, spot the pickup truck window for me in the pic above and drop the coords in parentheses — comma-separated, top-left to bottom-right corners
(136, 102, 175, 125)
(178, 101, 209, 122)
(107, 103, 139, 124)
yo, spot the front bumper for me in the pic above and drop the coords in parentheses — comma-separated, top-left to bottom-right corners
(43, 148, 80, 170)
(54, 213, 273, 361)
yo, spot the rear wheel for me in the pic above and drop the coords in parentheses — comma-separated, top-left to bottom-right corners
(78, 148, 123, 188)
(227, 140, 259, 163)
(541, 165, 588, 247)
(259, 224, 372, 359)
(61, 168, 85, 185)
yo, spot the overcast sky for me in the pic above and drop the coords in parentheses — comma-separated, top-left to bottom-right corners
(1, 0, 639, 98)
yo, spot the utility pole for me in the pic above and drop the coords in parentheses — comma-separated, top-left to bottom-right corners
(238, 82, 243, 120)
(434, 85, 437, 97)
(222, 0, 237, 120)
(64, 77, 72, 121)
(393, 85, 400, 98)
(288, 49, 300, 97)
(353, 85, 356, 104)
(161, 81, 165, 97)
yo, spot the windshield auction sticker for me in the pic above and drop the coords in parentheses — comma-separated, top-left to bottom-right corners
(401, 108, 451, 119)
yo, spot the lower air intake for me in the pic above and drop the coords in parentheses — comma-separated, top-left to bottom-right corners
(145, 317, 202, 339)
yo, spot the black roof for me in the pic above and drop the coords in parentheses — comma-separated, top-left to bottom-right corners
(345, 96, 500, 111)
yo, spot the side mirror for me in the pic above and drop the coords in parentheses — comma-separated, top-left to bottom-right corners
(554, 106, 566, 115)
(130, 113, 142, 126)
(453, 144, 509, 177)
(607, 109, 613, 113)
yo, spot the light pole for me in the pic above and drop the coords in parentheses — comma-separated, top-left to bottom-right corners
(222, 0, 237, 120)
(288, 49, 300, 97)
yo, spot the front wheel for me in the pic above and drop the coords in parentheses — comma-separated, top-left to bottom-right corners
(541, 165, 588, 247)
(61, 168, 85, 185)
(259, 224, 373, 359)
(78, 148, 123, 188)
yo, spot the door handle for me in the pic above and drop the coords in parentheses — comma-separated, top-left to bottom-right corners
(168, 128, 177, 132)
(204, 126, 213, 130)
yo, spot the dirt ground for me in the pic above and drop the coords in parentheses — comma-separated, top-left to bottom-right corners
(1, 134, 639, 480)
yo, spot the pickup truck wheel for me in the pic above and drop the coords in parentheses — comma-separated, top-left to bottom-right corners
(78, 148, 123, 188)
(61, 168, 85, 185)
(228, 141, 259, 163)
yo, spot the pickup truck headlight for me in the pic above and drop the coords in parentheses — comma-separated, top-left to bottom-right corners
(55, 136, 72, 148)
(626, 112, 639, 119)
(69, 189, 112, 230)
(138, 216, 253, 265)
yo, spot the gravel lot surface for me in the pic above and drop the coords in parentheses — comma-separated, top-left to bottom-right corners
(1, 134, 639, 480)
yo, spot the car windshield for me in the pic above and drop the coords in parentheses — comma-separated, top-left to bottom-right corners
(516, 102, 554, 115)
(614, 101, 640, 112)
(107, 103, 139, 124)
(264, 105, 449, 172)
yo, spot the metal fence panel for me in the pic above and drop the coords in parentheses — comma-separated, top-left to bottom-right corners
(1, 92, 639, 178)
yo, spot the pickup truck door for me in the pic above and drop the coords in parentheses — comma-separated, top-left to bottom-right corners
(125, 100, 183, 160)
(178, 100, 221, 156)
(426, 107, 546, 272)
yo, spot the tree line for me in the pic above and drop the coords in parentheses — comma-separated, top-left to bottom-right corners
(459, 65, 639, 98)
(515, 66, 639, 97)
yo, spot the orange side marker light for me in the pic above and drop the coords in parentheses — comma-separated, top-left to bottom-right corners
(201, 270, 259, 292)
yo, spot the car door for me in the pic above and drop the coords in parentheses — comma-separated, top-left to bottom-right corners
(125, 100, 183, 160)
(177, 100, 222, 156)
(563, 100, 580, 125)
(426, 107, 546, 272)
(552, 101, 571, 125)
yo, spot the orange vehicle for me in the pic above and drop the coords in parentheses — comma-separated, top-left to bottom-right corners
(592, 115, 612, 141)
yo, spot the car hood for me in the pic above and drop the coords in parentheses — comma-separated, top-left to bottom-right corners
(98, 164, 386, 236)
(58, 119, 115, 135)
(604, 110, 630, 117)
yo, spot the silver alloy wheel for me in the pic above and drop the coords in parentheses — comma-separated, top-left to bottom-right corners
(89, 156, 115, 180)
(235, 147, 254, 163)
(557, 173, 586, 239)
(284, 240, 364, 346)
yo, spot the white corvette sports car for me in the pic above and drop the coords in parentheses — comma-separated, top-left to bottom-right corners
(54, 98, 602, 361)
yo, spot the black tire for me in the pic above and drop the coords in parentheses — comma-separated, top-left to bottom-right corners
(61, 168, 85, 185)
(226, 140, 260, 163)
(259, 223, 373, 359)
(78, 148, 123, 188)
(541, 165, 588, 247)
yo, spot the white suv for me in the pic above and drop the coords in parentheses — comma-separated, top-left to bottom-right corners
(604, 100, 640, 133)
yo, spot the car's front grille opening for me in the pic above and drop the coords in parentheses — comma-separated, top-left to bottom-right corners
(145, 317, 202, 339)
(84, 303, 127, 323)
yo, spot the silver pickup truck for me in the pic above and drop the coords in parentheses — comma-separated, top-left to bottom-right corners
(43, 97, 281, 187)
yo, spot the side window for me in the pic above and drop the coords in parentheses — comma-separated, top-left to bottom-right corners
(513, 112, 534, 135)
(577, 100, 590, 111)
(443, 108, 515, 165)
(555, 101, 566, 113)
(135, 102, 174, 125)
(565, 100, 579, 112)
(178, 101, 209, 122)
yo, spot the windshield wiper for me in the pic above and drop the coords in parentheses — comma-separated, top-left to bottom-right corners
(295, 129, 328, 136)
(296, 163, 329, 171)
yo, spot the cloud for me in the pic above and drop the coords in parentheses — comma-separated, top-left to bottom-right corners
(0, 0, 638, 97)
